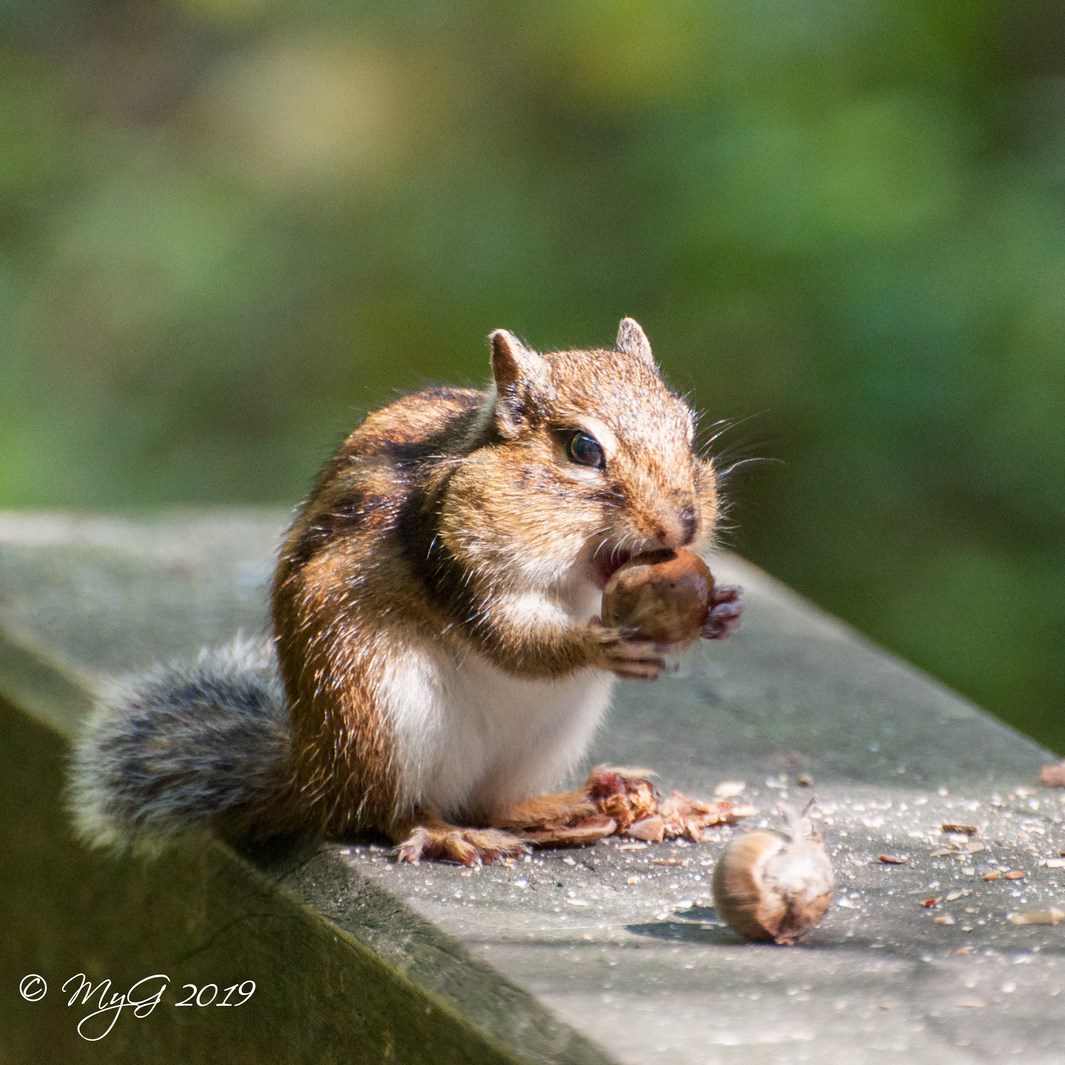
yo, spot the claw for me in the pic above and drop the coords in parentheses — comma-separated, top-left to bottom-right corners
(396, 824, 528, 865)
(587, 618, 671, 679)
(702, 584, 743, 641)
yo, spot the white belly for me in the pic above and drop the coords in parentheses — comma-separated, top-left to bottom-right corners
(382, 644, 614, 821)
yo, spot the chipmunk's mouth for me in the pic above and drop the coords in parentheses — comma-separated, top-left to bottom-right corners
(589, 549, 635, 589)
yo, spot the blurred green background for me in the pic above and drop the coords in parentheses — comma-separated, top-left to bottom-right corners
(2, 1, 1062, 751)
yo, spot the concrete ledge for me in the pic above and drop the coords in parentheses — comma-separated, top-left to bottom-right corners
(1, 511, 1061, 1064)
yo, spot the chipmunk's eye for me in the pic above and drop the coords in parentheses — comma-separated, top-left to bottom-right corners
(563, 430, 605, 470)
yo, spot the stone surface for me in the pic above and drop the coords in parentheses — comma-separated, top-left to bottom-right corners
(1, 511, 1062, 1064)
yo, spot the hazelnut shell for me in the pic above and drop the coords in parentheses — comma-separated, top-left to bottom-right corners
(712, 827, 834, 945)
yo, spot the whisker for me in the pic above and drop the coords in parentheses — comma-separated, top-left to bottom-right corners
(699, 411, 769, 456)
(716, 456, 782, 484)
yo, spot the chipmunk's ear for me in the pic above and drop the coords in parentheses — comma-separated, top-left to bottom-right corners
(488, 329, 551, 437)
(615, 317, 655, 365)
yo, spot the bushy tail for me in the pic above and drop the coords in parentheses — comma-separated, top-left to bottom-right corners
(68, 636, 296, 852)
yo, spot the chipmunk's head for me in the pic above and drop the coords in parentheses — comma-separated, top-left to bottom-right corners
(482, 318, 720, 589)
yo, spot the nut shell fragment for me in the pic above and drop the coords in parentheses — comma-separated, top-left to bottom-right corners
(1009, 907, 1065, 926)
(1040, 761, 1065, 788)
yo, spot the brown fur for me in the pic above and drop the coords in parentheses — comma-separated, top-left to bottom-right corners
(271, 320, 726, 852)
(273, 388, 485, 835)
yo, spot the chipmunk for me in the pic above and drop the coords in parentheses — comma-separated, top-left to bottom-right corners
(69, 319, 742, 864)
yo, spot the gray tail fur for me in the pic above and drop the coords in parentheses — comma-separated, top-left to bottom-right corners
(68, 636, 295, 852)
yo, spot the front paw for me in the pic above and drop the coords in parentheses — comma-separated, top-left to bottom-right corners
(586, 618, 670, 680)
(702, 584, 743, 641)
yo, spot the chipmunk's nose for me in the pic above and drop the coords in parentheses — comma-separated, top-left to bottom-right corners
(650, 502, 699, 550)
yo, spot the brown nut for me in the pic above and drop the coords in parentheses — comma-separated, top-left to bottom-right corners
(601, 549, 713, 644)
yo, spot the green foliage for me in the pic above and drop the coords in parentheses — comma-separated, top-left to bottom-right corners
(2, 0, 1062, 750)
